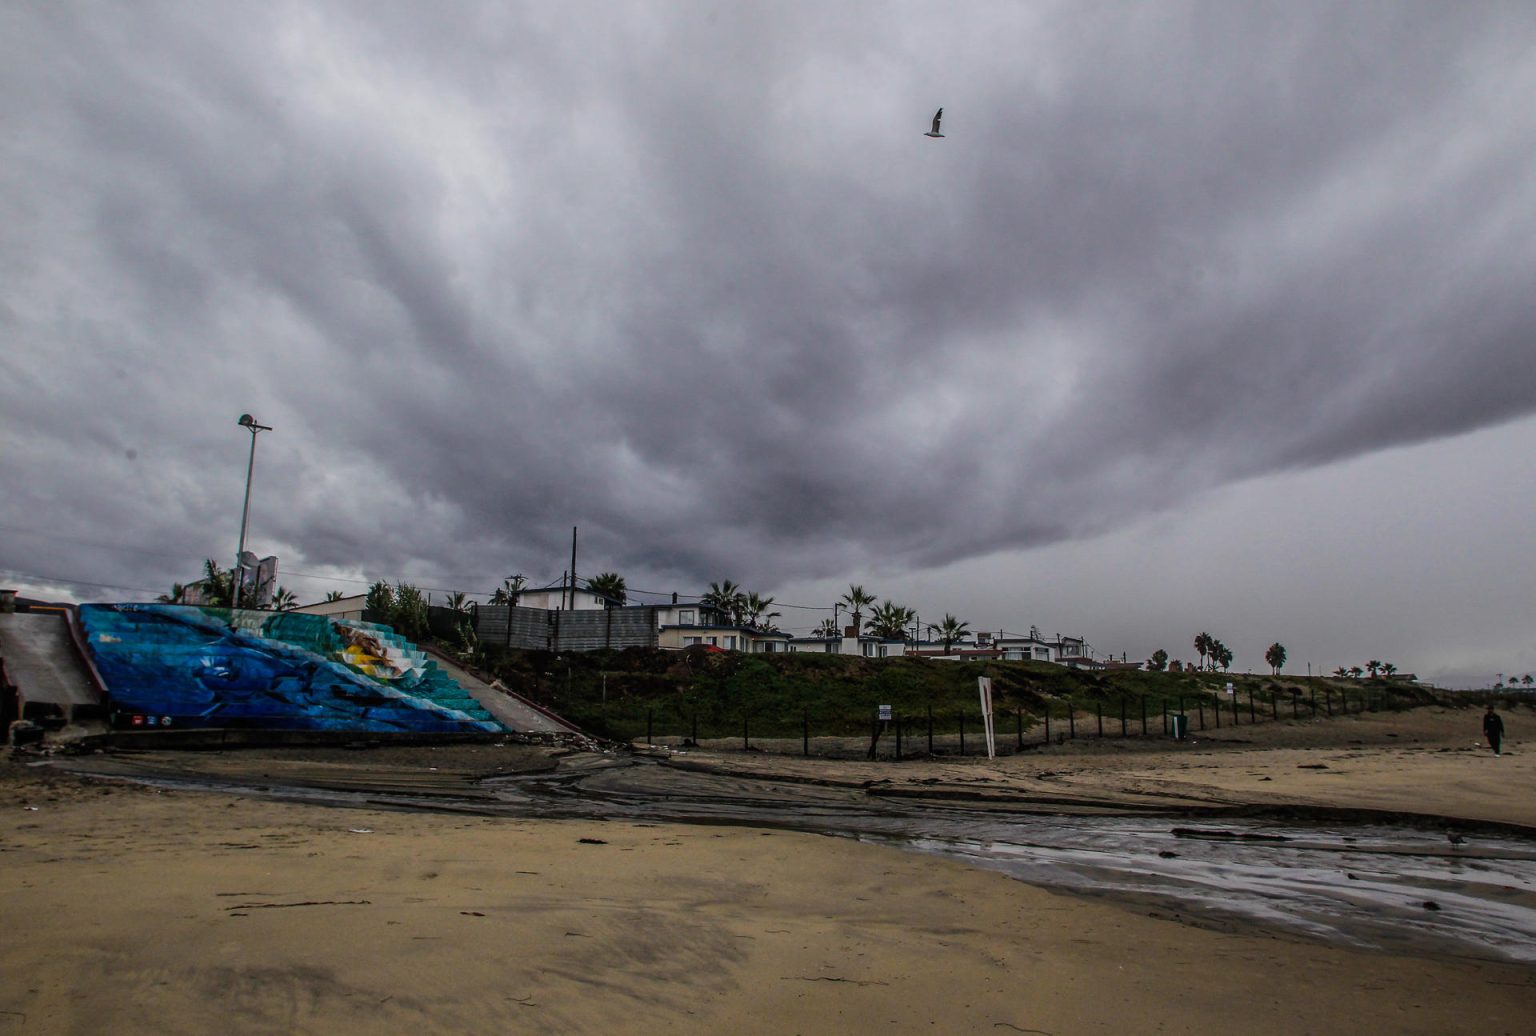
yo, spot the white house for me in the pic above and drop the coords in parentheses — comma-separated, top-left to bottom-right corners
(654, 602, 791, 653)
(786, 632, 907, 658)
(514, 585, 619, 611)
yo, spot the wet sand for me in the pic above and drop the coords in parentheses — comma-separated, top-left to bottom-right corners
(3, 705, 1534, 1034)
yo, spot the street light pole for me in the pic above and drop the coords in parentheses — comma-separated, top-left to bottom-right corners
(234, 413, 271, 608)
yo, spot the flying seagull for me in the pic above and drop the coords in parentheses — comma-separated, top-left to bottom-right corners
(925, 108, 944, 138)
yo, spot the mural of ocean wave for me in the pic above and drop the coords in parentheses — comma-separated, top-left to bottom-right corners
(80, 604, 504, 733)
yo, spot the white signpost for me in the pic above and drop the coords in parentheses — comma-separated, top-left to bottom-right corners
(878, 704, 893, 722)
(977, 677, 997, 760)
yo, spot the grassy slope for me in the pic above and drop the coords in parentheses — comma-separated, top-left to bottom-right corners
(475, 645, 1437, 742)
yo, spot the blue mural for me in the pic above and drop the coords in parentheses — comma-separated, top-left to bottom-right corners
(80, 604, 503, 733)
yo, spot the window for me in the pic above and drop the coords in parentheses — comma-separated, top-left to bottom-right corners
(725, 636, 737, 650)
(684, 636, 701, 646)
(678, 609, 696, 625)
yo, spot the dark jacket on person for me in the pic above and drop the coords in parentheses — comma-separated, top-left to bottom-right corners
(1484, 712, 1505, 738)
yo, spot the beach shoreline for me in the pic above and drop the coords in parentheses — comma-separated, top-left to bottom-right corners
(4, 704, 1535, 1034)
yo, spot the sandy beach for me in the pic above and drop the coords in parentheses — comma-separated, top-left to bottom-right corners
(3, 704, 1535, 1034)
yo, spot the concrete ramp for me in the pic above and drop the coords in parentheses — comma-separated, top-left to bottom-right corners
(420, 645, 580, 734)
(0, 610, 109, 735)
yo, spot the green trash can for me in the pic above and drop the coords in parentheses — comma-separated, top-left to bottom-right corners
(1170, 713, 1189, 740)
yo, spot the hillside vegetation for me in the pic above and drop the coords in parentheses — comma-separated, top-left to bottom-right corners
(473, 644, 1440, 744)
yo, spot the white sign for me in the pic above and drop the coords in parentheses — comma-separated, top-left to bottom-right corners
(977, 677, 997, 759)
(878, 704, 893, 722)
(1226, 683, 1234, 696)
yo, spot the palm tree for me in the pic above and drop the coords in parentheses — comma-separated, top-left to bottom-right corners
(200, 559, 236, 608)
(865, 601, 915, 641)
(1213, 642, 1233, 671)
(489, 574, 526, 606)
(1349, 666, 1364, 679)
(741, 591, 775, 629)
(1265, 642, 1287, 675)
(324, 590, 346, 602)
(445, 591, 469, 613)
(935, 614, 970, 654)
(840, 585, 876, 635)
(1523, 674, 1533, 687)
(272, 586, 298, 611)
(1194, 632, 1213, 671)
(1365, 660, 1382, 678)
(1381, 662, 1398, 678)
(1147, 649, 1168, 671)
(700, 580, 744, 624)
(813, 618, 840, 639)
(1333, 667, 1349, 678)
(158, 583, 187, 604)
(586, 572, 628, 606)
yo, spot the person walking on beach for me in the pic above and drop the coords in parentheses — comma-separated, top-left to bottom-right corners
(1483, 705, 1505, 756)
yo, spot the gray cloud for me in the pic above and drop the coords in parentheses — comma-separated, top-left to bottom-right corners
(4, 2, 1535, 650)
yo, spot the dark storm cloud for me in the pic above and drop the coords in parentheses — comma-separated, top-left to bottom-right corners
(3, 1, 1535, 602)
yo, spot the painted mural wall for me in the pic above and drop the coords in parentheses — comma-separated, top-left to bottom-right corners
(80, 603, 503, 733)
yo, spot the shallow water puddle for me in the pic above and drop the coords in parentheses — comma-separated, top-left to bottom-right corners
(482, 758, 1536, 962)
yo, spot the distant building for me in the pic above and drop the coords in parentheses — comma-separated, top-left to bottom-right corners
(292, 594, 368, 623)
(785, 630, 907, 658)
(654, 601, 791, 653)
(515, 585, 620, 611)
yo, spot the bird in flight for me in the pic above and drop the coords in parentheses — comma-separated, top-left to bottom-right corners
(925, 108, 944, 138)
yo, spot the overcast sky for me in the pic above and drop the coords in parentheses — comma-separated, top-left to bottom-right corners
(4, 2, 1534, 687)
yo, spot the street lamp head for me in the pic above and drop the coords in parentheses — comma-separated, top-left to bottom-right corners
(238, 413, 254, 427)
(238, 413, 272, 433)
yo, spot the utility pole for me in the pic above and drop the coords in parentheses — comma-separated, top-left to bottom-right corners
(233, 413, 271, 608)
